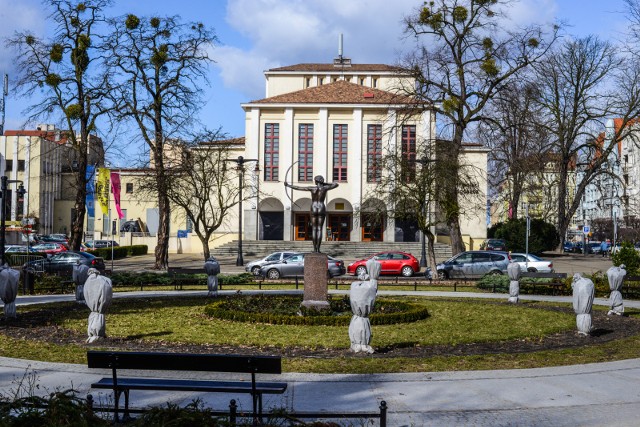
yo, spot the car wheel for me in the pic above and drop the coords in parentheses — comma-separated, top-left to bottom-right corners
(437, 270, 447, 280)
(266, 269, 280, 280)
(401, 266, 414, 277)
(355, 266, 367, 277)
(527, 267, 537, 272)
(251, 266, 261, 275)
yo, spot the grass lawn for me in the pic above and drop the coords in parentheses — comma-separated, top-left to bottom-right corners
(1, 295, 638, 373)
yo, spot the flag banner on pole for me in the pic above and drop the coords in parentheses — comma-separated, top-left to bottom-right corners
(86, 164, 95, 217)
(110, 172, 124, 220)
(96, 168, 110, 216)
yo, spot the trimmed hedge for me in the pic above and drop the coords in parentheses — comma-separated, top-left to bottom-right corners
(87, 244, 148, 260)
(109, 272, 255, 288)
(204, 295, 430, 326)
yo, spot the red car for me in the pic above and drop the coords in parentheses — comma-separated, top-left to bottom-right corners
(31, 242, 68, 254)
(347, 251, 420, 277)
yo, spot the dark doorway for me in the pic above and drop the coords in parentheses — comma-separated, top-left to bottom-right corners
(395, 218, 420, 242)
(294, 213, 312, 241)
(361, 213, 384, 242)
(327, 214, 351, 241)
(260, 212, 283, 240)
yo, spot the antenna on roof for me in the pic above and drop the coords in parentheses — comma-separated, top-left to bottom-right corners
(333, 33, 351, 69)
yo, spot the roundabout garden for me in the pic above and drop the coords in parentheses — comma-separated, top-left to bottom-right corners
(2, 292, 640, 373)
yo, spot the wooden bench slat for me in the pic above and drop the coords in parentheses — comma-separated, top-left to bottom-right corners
(90, 378, 287, 394)
(87, 351, 281, 374)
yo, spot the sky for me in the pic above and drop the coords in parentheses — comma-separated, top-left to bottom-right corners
(0, 0, 632, 166)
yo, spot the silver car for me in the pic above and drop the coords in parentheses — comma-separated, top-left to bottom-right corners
(259, 253, 345, 279)
(245, 251, 299, 275)
(428, 250, 511, 280)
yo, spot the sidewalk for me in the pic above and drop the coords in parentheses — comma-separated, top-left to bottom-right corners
(4, 291, 640, 426)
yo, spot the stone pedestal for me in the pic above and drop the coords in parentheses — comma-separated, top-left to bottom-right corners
(301, 252, 330, 311)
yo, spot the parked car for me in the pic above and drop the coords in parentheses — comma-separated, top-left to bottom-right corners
(480, 238, 507, 251)
(258, 253, 345, 279)
(427, 250, 511, 280)
(5, 245, 34, 253)
(563, 241, 575, 253)
(84, 240, 120, 249)
(35, 234, 69, 244)
(245, 251, 299, 275)
(23, 251, 105, 276)
(510, 253, 554, 273)
(31, 242, 68, 254)
(347, 251, 420, 277)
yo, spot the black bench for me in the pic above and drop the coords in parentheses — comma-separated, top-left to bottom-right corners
(87, 351, 287, 422)
(167, 267, 206, 290)
(519, 272, 567, 295)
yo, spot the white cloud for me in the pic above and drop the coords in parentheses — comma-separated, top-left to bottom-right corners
(503, 0, 558, 29)
(0, 0, 45, 75)
(216, 0, 419, 100)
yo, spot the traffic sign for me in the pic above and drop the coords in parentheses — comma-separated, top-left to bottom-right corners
(583, 226, 590, 234)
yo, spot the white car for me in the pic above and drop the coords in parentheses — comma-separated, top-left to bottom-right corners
(510, 253, 554, 273)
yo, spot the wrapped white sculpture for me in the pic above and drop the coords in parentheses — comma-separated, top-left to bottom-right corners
(0, 264, 20, 318)
(607, 264, 626, 316)
(72, 262, 90, 303)
(204, 256, 221, 297)
(507, 261, 521, 303)
(83, 268, 113, 343)
(349, 258, 381, 353)
(572, 273, 595, 335)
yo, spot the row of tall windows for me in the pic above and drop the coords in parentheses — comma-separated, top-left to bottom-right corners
(262, 123, 416, 183)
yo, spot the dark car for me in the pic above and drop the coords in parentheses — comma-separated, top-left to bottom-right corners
(480, 238, 507, 251)
(259, 253, 345, 279)
(23, 251, 106, 276)
(427, 250, 511, 280)
(563, 241, 575, 252)
(35, 234, 69, 244)
(347, 251, 420, 277)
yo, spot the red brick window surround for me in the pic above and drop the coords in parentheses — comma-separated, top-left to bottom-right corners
(264, 123, 279, 181)
(367, 124, 383, 182)
(298, 124, 314, 181)
(333, 124, 348, 182)
(402, 125, 417, 181)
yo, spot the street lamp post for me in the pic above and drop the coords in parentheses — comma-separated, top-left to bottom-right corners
(0, 176, 26, 264)
(224, 156, 258, 266)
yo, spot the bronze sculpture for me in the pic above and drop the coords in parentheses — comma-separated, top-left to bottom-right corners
(285, 175, 338, 252)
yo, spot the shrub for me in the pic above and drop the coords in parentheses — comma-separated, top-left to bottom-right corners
(476, 274, 508, 292)
(611, 241, 640, 275)
(88, 246, 129, 260)
(488, 218, 559, 254)
(128, 245, 148, 256)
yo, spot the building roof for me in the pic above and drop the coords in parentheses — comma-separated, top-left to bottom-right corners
(267, 63, 405, 73)
(248, 80, 421, 106)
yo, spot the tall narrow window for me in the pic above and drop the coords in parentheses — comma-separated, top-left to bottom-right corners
(333, 124, 348, 182)
(298, 124, 314, 181)
(401, 125, 417, 182)
(264, 123, 280, 181)
(367, 124, 382, 182)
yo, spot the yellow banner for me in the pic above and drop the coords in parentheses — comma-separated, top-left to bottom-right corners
(96, 168, 110, 216)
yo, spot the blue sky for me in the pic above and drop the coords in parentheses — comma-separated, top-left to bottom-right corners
(0, 0, 632, 166)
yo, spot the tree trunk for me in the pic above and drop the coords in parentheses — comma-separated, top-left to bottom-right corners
(69, 152, 88, 251)
(155, 191, 170, 270)
(426, 228, 438, 271)
(448, 211, 466, 254)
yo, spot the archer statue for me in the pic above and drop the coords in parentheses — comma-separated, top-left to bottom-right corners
(285, 175, 338, 252)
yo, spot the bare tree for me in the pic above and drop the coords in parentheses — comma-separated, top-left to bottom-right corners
(152, 131, 254, 261)
(534, 36, 640, 249)
(402, 0, 558, 254)
(7, 0, 111, 250)
(479, 80, 549, 220)
(104, 14, 216, 269)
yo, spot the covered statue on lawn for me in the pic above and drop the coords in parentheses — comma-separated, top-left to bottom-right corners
(349, 258, 381, 353)
(83, 268, 113, 343)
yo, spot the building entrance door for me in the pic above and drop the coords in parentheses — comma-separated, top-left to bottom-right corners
(327, 214, 351, 241)
(294, 213, 312, 241)
(259, 212, 284, 240)
(361, 213, 383, 241)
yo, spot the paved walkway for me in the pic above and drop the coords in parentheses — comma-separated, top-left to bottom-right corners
(2, 291, 640, 426)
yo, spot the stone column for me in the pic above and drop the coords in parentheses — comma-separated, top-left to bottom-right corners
(302, 252, 330, 311)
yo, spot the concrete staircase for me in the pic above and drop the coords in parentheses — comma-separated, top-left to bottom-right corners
(214, 240, 453, 262)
